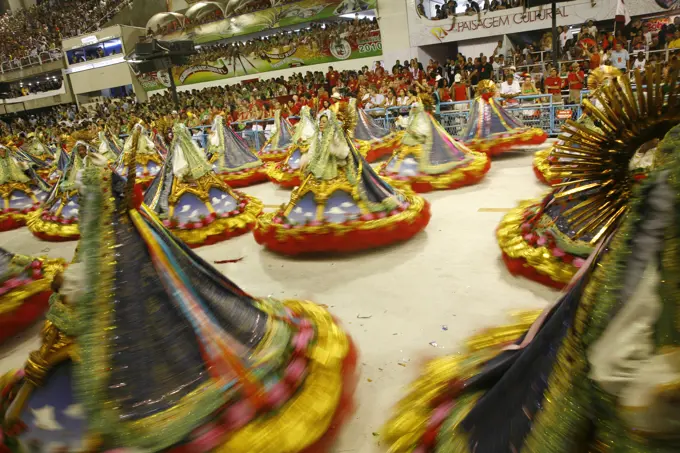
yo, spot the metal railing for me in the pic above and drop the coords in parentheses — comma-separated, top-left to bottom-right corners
(129, 95, 583, 150)
(0, 50, 63, 74)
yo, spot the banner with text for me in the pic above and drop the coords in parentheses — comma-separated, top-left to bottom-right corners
(159, 0, 378, 45)
(138, 31, 382, 91)
(406, 0, 616, 47)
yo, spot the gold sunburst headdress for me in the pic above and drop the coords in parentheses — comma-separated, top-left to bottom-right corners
(551, 65, 680, 244)
(330, 101, 356, 135)
(475, 79, 498, 97)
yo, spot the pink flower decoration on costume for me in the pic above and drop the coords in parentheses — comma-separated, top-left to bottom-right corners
(573, 257, 585, 268)
(552, 248, 565, 257)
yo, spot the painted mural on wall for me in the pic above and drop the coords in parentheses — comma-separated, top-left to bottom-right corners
(406, 0, 617, 47)
(157, 0, 377, 45)
(138, 30, 382, 91)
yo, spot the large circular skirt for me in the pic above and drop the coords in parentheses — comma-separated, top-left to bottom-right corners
(253, 192, 431, 255)
(167, 194, 263, 248)
(0, 299, 358, 453)
(219, 166, 269, 188)
(496, 200, 583, 289)
(466, 128, 547, 157)
(379, 152, 491, 193)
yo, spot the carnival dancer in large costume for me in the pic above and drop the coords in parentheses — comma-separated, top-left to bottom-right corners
(257, 109, 294, 162)
(349, 98, 402, 162)
(27, 141, 100, 242)
(145, 123, 262, 248)
(21, 132, 54, 166)
(378, 97, 490, 193)
(533, 66, 623, 186)
(382, 70, 680, 453)
(0, 247, 64, 344)
(116, 123, 164, 188)
(498, 69, 654, 289)
(461, 80, 547, 156)
(267, 106, 317, 188)
(207, 115, 268, 188)
(0, 145, 50, 232)
(0, 128, 357, 452)
(254, 105, 430, 255)
(96, 129, 122, 162)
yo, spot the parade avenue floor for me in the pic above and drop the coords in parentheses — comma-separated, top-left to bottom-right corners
(0, 148, 559, 452)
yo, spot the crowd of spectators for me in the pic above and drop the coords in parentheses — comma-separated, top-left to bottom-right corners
(147, 0, 303, 38)
(0, 14, 674, 138)
(416, 0, 524, 19)
(189, 17, 379, 66)
(0, 0, 130, 65)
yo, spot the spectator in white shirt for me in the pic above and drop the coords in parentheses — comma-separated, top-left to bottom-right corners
(559, 26, 568, 50)
(586, 20, 598, 38)
(368, 86, 386, 108)
(609, 42, 630, 71)
(632, 51, 646, 73)
(500, 73, 520, 98)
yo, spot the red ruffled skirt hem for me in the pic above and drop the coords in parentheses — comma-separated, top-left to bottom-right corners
(0, 290, 51, 344)
(364, 141, 400, 163)
(409, 159, 491, 193)
(0, 215, 26, 232)
(469, 131, 548, 157)
(501, 252, 567, 290)
(268, 168, 302, 189)
(254, 202, 431, 255)
(221, 169, 269, 188)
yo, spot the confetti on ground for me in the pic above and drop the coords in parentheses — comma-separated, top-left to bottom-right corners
(442, 325, 449, 331)
(372, 432, 379, 437)
(357, 314, 372, 319)
(429, 341, 438, 347)
(397, 362, 407, 367)
(213, 257, 244, 264)
(367, 378, 373, 382)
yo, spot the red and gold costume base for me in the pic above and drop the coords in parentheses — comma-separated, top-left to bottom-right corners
(497, 200, 583, 289)
(0, 255, 65, 344)
(532, 146, 560, 186)
(466, 127, 548, 157)
(358, 133, 403, 163)
(219, 167, 269, 188)
(267, 143, 310, 189)
(27, 189, 80, 242)
(0, 181, 48, 232)
(254, 191, 430, 255)
(162, 193, 263, 248)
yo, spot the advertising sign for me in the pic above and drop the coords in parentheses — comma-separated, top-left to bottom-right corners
(139, 30, 382, 91)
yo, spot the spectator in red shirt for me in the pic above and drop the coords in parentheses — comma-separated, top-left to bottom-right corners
(326, 66, 340, 88)
(451, 74, 469, 103)
(544, 67, 564, 100)
(567, 62, 585, 104)
(375, 61, 385, 78)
